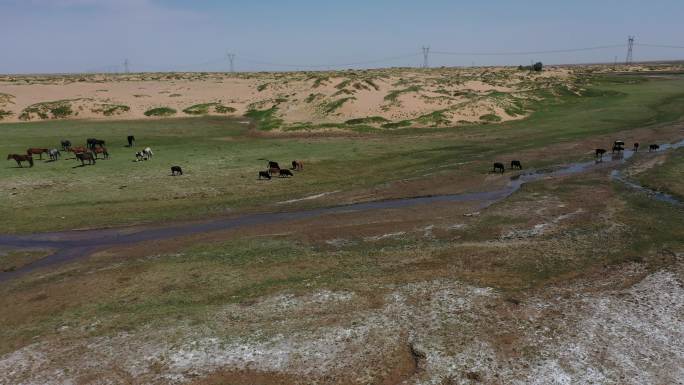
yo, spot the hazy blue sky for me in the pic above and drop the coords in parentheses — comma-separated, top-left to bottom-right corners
(1, 0, 683, 73)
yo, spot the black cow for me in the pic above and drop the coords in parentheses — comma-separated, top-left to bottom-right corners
(171, 165, 183, 176)
(510, 160, 522, 170)
(492, 162, 505, 174)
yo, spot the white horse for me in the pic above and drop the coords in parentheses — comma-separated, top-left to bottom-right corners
(48, 149, 60, 161)
(143, 147, 153, 159)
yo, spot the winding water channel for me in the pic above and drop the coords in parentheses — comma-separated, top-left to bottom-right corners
(1, 139, 682, 283)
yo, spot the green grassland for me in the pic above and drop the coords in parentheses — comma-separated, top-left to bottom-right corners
(636, 147, 684, 199)
(1, 75, 684, 234)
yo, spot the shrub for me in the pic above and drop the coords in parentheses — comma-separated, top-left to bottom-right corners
(0, 109, 13, 120)
(345, 116, 389, 125)
(479, 113, 502, 122)
(183, 103, 236, 115)
(144, 107, 176, 117)
(245, 106, 283, 130)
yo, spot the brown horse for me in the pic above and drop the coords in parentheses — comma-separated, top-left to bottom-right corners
(291, 160, 304, 171)
(75, 152, 96, 165)
(91, 146, 109, 159)
(68, 146, 88, 154)
(26, 148, 49, 160)
(7, 154, 34, 167)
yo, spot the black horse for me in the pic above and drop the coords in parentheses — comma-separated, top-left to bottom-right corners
(279, 169, 294, 177)
(510, 160, 522, 170)
(268, 161, 280, 169)
(492, 162, 505, 174)
(258, 171, 271, 180)
(61, 140, 72, 151)
(127, 135, 135, 147)
(595, 148, 607, 160)
(86, 138, 106, 149)
(75, 152, 96, 165)
(633, 142, 639, 152)
(649, 144, 660, 152)
(171, 165, 183, 176)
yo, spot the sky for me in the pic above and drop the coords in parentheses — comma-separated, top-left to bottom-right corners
(1, 0, 683, 74)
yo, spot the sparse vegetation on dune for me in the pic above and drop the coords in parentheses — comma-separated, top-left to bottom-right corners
(91, 104, 130, 116)
(183, 102, 236, 115)
(18, 99, 78, 120)
(2, 64, 683, 129)
(144, 107, 177, 117)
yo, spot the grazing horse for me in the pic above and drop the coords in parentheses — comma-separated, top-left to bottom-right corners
(510, 160, 522, 170)
(135, 151, 145, 161)
(68, 146, 88, 155)
(26, 148, 49, 160)
(7, 154, 33, 167)
(268, 161, 280, 169)
(60, 140, 72, 151)
(291, 160, 304, 171)
(86, 138, 106, 149)
(127, 135, 135, 147)
(268, 167, 281, 176)
(595, 148, 607, 160)
(649, 144, 660, 152)
(258, 171, 271, 180)
(75, 152, 96, 165)
(91, 146, 109, 159)
(171, 166, 183, 176)
(279, 169, 294, 177)
(143, 147, 153, 159)
(633, 142, 639, 152)
(48, 149, 60, 161)
(492, 162, 505, 174)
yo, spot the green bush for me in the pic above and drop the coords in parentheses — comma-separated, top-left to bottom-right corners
(183, 103, 235, 115)
(345, 116, 389, 125)
(479, 113, 502, 122)
(144, 107, 177, 117)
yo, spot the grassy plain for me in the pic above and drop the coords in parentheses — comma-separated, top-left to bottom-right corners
(2, 75, 684, 234)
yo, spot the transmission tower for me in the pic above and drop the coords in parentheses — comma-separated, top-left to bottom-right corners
(227, 52, 236, 72)
(123, 58, 130, 73)
(625, 36, 635, 65)
(421, 46, 430, 68)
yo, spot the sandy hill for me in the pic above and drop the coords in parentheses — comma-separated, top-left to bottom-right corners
(0, 64, 681, 129)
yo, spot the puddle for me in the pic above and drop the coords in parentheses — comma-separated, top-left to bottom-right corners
(1, 139, 683, 282)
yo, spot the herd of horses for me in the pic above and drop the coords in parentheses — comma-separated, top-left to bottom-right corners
(258, 160, 303, 180)
(490, 140, 663, 174)
(7, 134, 666, 181)
(6, 136, 158, 168)
(491, 159, 523, 174)
(594, 140, 660, 161)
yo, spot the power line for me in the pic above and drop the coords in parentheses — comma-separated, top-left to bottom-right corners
(636, 43, 684, 49)
(80, 41, 684, 74)
(238, 53, 421, 69)
(431, 44, 626, 56)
